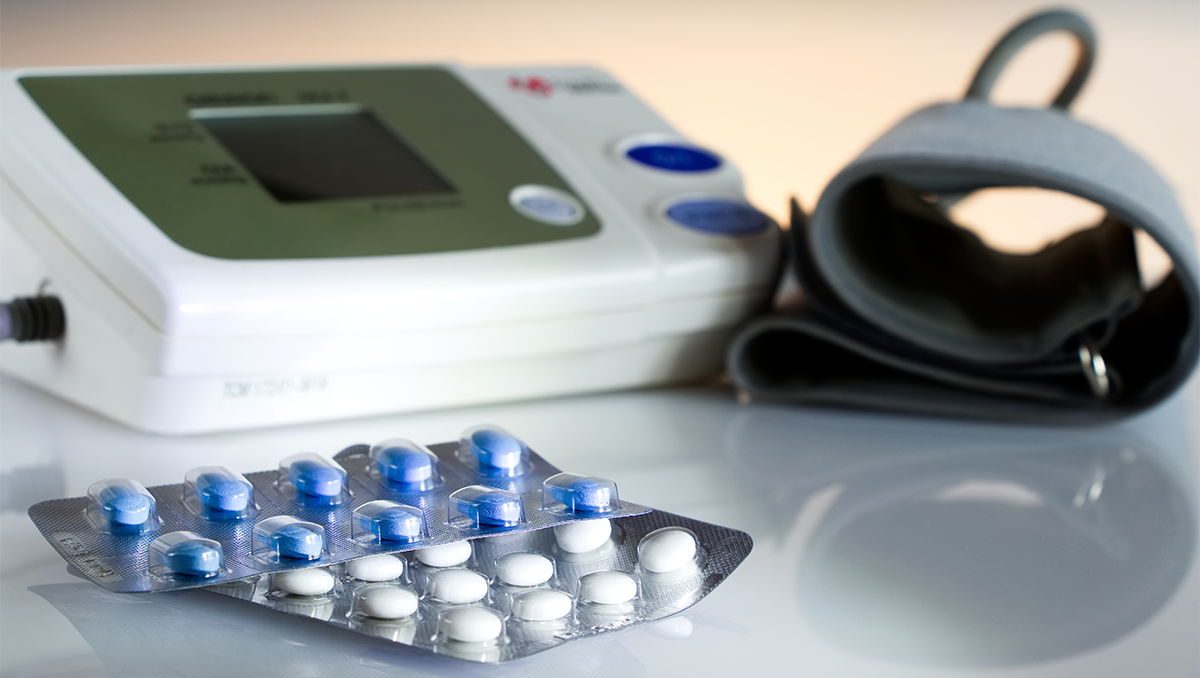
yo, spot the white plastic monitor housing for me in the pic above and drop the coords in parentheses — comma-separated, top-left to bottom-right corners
(0, 63, 780, 434)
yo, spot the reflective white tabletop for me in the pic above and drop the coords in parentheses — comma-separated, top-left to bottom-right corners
(2, 375, 1196, 677)
(2, 0, 1196, 675)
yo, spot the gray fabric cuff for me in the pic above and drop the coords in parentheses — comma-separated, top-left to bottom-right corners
(727, 10, 1198, 423)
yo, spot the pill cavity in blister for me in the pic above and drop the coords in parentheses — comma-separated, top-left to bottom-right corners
(353, 500, 426, 544)
(494, 552, 554, 588)
(185, 466, 255, 520)
(576, 569, 641, 629)
(425, 568, 490, 605)
(637, 527, 701, 577)
(459, 424, 529, 478)
(435, 606, 507, 662)
(278, 453, 348, 506)
(578, 570, 639, 605)
(344, 554, 405, 582)
(268, 568, 337, 621)
(554, 518, 614, 555)
(272, 567, 335, 596)
(86, 479, 159, 534)
(414, 540, 473, 568)
(510, 588, 573, 622)
(543, 473, 619, 514)
(148, 531, 223, 579)
(28, 427, 653, 593)
(449, 485, 525, 528)
(409, 540, 475, 591)
(507, 588, 574, 646)
(207, 509, 750, 664)
(253, 516, 326, 562)
(355, 583, 419, 620)
(370, 438, 441, 491)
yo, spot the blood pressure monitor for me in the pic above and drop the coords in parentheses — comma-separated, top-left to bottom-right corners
(0, 63, 779, 433)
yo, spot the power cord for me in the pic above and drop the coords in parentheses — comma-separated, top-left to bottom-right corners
(0, 296, 66, 342)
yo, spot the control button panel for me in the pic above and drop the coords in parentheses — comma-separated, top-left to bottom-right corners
(625, 144, 721, 172)
(666, 199, 768, 235)
(508, 185, 586, 226)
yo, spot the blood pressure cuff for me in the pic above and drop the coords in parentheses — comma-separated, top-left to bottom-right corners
(727, 9, 1199, 423)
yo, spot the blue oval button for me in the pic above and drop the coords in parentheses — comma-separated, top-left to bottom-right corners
(626, 144, 721, 172)
(666, 200, 768, 235)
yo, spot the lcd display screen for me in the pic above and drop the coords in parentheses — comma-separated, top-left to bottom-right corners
(195, 107, 455, 202)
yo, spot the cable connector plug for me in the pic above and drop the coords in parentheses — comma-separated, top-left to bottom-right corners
(0, 296, 66, 342)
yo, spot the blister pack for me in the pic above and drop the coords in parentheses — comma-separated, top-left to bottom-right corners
(209, 509, 752, 663)
(27, 425, 651, 592)
(28, 425, 753, 663)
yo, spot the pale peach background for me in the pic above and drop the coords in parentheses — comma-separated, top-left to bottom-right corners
(2, 0, 1197, 251)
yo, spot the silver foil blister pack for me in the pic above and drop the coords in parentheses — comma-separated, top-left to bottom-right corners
(28, 425, 753, 663)
(211, 509, 752, 663)
(28, 425, 651, 592)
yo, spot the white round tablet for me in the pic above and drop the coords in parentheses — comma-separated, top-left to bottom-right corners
(554, 519, 612, 554)
(637, 527, 698, 573)
(272, 567, 335, 596)
(494, 552, 553, 587)
(426, 568, 488, 604)
(356, 585, 419, 619)
(578, 570, 637, 605)
(438, 606, 503, 643)
(346, 554, 405, 582)
(415, 540, 472, 567)
(510, 589, 573, 622)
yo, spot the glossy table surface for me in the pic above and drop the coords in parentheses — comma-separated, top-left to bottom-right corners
(1, 374, 1197, 677)
(2, 0, 1197, 675)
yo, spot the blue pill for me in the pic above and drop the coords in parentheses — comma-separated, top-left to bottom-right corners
(289, 461, 343, 497)
(354, 501, 425, 543)
(551, 478, 614, 512)
(367, 507, 424, 541)
(98, 487, 153, 525)
(150, 532, 223, 578)
(458, 490, 523, 527)
(196, 474, 251, 512)
(273, 522, 324, 560)
(469, 429, 523, 469)
(375, 446, 436, 486)
(165, 539, 223, 576)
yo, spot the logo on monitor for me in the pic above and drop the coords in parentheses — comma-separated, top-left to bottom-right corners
(508, 76, 554, 97)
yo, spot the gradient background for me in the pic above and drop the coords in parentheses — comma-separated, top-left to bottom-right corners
(3, 0, 1197, 254)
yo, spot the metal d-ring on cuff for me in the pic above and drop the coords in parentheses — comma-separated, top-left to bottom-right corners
(1078, 338, 1110, 399)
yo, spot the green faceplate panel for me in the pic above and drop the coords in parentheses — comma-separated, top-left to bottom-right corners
(19, 67, 600, 260)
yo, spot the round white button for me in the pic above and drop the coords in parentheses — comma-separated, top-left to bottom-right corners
(509, 185, 586, 226)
